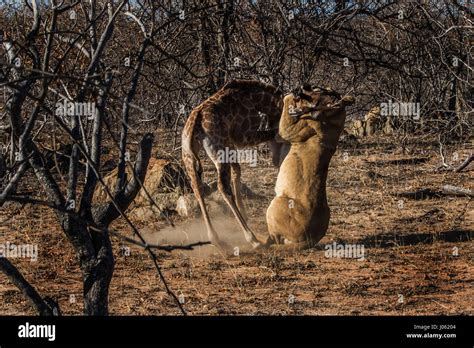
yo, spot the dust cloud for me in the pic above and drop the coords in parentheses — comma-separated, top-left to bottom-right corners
(140, 214, 255, 258)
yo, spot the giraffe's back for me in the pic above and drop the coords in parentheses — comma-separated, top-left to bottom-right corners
(196, 80, 283, 146)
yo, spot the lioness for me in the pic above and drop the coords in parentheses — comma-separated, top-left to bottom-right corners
(266, 86, 354, 250)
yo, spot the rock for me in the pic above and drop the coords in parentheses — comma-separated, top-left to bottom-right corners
(132, 158, 190, 206)
(94, 158, 190, 204)
(94, 158, 191, 220)
(176, 194, 200, 218)
(129, 205, 161, 221)
(175, 192, 230, 218)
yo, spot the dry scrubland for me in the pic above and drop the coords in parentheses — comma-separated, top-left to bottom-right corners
(0, 0, 471, 317)
(1, 133, 472, 315)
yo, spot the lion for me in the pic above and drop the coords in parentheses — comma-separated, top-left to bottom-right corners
(364, 106, 382, 136)
(348, 105, 393, 137)
(265, 86, 355, 250)
(349, 119, 365, 137)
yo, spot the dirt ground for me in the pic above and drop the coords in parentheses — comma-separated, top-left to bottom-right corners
(0, 134, 472, 315)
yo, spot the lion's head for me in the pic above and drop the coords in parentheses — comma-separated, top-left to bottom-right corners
(286, 85, 355, 122)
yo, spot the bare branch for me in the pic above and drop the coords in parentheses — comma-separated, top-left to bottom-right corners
(0, 258, 58, 316)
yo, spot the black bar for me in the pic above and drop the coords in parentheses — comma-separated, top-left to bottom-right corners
(0, 316, 472, 346)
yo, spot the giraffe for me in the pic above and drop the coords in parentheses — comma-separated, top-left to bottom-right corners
(181, 79, 283, 253)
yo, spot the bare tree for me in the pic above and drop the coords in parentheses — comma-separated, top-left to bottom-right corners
(0, 0, 471, 316)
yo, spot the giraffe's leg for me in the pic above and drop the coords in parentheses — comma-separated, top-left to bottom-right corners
(230, 162, 248, 220)
(268, 139, 283, 167)
(203, 141, 262, 249)
(216, 162, 262, 248)
(182, 143, 230, 253)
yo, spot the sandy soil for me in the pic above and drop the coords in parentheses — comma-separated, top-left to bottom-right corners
(0, 135, 472, 315)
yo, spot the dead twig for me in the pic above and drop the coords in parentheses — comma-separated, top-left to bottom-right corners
(454, 153, 473, 172)
(104, 228, 212, 252)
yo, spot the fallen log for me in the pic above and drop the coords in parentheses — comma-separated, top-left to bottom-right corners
(441, 184, 474, 198)
(393, 185, 473, 200)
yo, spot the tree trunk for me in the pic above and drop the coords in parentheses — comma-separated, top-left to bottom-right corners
(82, 230, 114, 316)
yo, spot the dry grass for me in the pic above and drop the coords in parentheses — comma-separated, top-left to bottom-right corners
(0, 134, 472, 315)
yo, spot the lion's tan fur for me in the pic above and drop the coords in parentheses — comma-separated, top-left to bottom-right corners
(266, 90, 354, 249)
